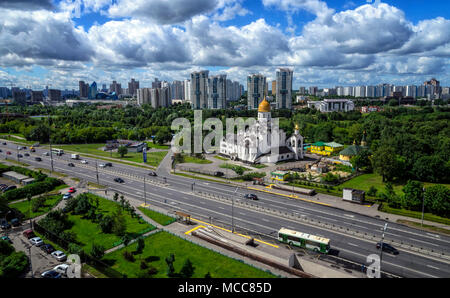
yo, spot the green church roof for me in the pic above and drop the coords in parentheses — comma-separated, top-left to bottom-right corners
(339, 145, 364, 156)
(324, 142, 344, 148)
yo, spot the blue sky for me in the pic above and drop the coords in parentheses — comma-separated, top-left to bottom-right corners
(0, 0, 449, 90)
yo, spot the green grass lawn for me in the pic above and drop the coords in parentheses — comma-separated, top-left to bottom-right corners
(339, 173, 405, 195)
(213, 155, 229, 161)
(138, 207, 176, 226)
(182, 155, 213, 164)
(146, 141, 170, 150)
(9, 195, 62, 219)
(56, 143, 167, 168)
(219, 163, 251, 172)
(65, 194, 156, 250)
(102, 231, 276, 278)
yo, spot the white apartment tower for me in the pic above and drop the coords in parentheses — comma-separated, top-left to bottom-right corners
(276, 68, 293, 109)
(247, 74, 266, 110)
(190, 70, 209, 109)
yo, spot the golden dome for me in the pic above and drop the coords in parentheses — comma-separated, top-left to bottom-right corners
(295, 123, 299, 131)
(258, 98, 271, 113)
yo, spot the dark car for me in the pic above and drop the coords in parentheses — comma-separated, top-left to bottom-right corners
(376, 242, 399, 255)
(67, 163, 75, 167)
(35, 157, 42, 161)
(214, 171, 224, 177)
(0, 149, 2, 152)
(105, 162, 112, 167)
(41, 270, 61, 279)
(114, 178, 124, 183)
(1, 142, 6, 145)
(10, 218, 20, 227)
(41, 243, 55, 254)
(6, 151, 11, 155)
(3, 185, 17, 192)
(148, 171, 157, 176)
(244, 194, 259, 200)
(24, 153, 30, 157)
(1, 220, 11, 230)
(17, 154, 23, 158)
(22, 229, 35, 239)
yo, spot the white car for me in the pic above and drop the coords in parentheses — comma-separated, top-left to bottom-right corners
(81, 160, 88, 164)
(63, 193, 72, 200)
(98, 163, 106, 168)
(53, 264, 70, 276)
(29, 237, 44, 246)
(43, 152, 49, 156)
(51, 250, 67, 262)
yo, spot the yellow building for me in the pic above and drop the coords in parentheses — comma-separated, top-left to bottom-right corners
(310, 142, 344, 156)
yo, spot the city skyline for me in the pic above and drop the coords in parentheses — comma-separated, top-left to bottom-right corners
(0, 0, 449, 90)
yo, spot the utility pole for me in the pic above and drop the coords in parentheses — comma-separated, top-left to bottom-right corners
(421, 187, 425, 227)
(95, 162, 99, 184)
(144, 176, 147, 206)
(232, 187, 238, 233)
(379, 222, 388, 278)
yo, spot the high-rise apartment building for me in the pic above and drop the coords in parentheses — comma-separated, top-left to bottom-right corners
(308, 86, 318, 96)
(272, 80, 277, 95)
(354, 86, 366, 97)
(184, 80, 191, 103)
(31, 91, 43, 102)
(48, 89, 62, 101)
(208, 75, 227, 109)
(110, 81, 122, 95)
(247, 74, 266, 110)
(137, 88, 151, 105)
(79, 81, 89, 98)
(190, 70, 209, 109)
(89, 81, 98, 99)
(276, 68, 293, 109)
(128, 78, 139, 97)
(12, 90, 27, 105)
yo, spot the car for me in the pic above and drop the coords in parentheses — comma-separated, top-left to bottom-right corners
(68, 187, 76, 193)
(41, 270, 61, 279)
(29, 237, 44, 246)
(6, 151, 11, 155)
(105, 162, 112, 167)
(17, 154, 23, 158)
(98, 163, 106, 168)
(10, 218, 20, 227)
(3, 185, 17, 192)
(148, 171, 157, 176)
(244, 194, 259, 200)
(114, 177, 124, 183)
(0, 149, 2, 152)
(40, 243, 55, 254)
(376, 242, 399, 255)
(51, 250, 67, 262)
(0, 184, 8, 191)
(67, 163, 75, 167)
(63, 193, 72, 200)
(34, 157, 42, 161)
(22, 229, 35, 239)
(1, 235, 12, 243)
(17, 146, 22, 150)
(1, 220, 11, 230)
(43, 152, 49, 156)
(53, 264, 70, 276)
(81, 160, 88, 164)
(214, 171, 224, 177)
(1, 142, 6, 145)
(30, 149, 35, 152)
(24, 153, 30, 157)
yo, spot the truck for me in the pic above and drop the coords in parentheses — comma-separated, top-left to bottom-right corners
(71, 154, 80, 160)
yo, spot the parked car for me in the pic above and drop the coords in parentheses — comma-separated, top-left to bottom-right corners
(105, 162, 112, 167)
(6, 151, 11, 155)
(17, 154, 23, 158)
(1, 235, 12, 243)
(0, 149, 2, 152)
(63, 193, 72, 200)
(35, 157, 42, 161)
(81, 160, 88, 164)
(30, 148, 35, 152)
(40, 243, 55, 254)
(1, 220, 11, 230)
(51, 250, 67, 262)
(10, 218, 20, 227)
(214, 171, 224, 177)
(29, 237, 44, 247)
(114, 177, 124, 183)
(1, 142, 6, 145)
(98, 163, 106, 168)
(148, 171, 157, 176)
(244, 194, 259, 200)
(0, 184, 8, 190)
(68, 187, 76, 193)
(53, 264, 70, 276)
(3, 185, 17, 192)
(376, 242, 399, 255)
(67, 163, 75, 167)
(22, 229, 35, 239)
(41, 270, 61, 279)
(43, 152, 49, 156)
(24, 153, 30, 157)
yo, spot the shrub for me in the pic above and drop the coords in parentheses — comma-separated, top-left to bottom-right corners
(1, 177, 63, 202)
(123, 251, 135, 262)
(140, 261, 148, 270)
(90, 243, 105, 260)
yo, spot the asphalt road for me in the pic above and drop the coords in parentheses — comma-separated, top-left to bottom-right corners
(1, 142, 449, 278)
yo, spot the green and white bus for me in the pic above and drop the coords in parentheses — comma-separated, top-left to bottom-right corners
(278, 228, 331, 254)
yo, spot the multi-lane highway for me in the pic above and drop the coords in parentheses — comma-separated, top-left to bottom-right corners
(1, 141, 449, 278)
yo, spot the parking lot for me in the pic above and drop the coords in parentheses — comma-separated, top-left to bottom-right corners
(1, 223, 68, 278)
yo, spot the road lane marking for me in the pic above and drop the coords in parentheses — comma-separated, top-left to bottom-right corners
(348, 243, 359, 247)
(344, 214, 354, 218)
(427, 265, 440, 270)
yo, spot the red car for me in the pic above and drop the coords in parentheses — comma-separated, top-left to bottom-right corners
(68, 187, 76, 193)
(6, 151, 11, 155)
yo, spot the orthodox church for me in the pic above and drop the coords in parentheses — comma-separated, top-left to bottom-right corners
(219, 98, 304, 164)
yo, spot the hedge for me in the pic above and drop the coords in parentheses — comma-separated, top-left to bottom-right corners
(1, 177, 64, 202)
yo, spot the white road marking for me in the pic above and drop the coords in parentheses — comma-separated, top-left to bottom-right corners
(409, 237, 439, 247)
(347, 243, 359, 247)
(427, 265, 440, 270)
(262, 218, 270, 222)
(344, 214, 354, 218)
(426, 233, 440, 239)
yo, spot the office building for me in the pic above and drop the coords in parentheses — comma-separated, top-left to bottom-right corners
(88, 81, 98, 99)
(79, 81, 89, 98)
(12, 90, 27, 105)
(110, 81, 122, 95)
(128, 79, 139, 97)
(30, 91, 44, 102)
(48, 89, 62, 101)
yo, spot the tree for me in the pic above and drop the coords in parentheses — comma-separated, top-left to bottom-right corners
(118, 146, 128, 158)
(380, 182, 401, 209)
(165, 253, 176, 277)
(112, 208, 127, 236)
(179, 258, 195, 278)
(351, 149, 372, 172)
(136, 237, 145, 254)
(113, 192, 119, 202)
(424, 185, 450, 218)
(401, 180, 424, 211)
(99, 215, 114, 233)
(372, 146, 405, 182)
(90, 243, 105, 260)
(122, 234, 132, 250)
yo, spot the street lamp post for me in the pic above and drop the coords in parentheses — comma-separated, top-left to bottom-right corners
(144, 176, 147, 206)
(421, 187, 425, 227)
(379, 222, 388, 278)
(232, 187, 238, 233)
(95, 162, 99, 184)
